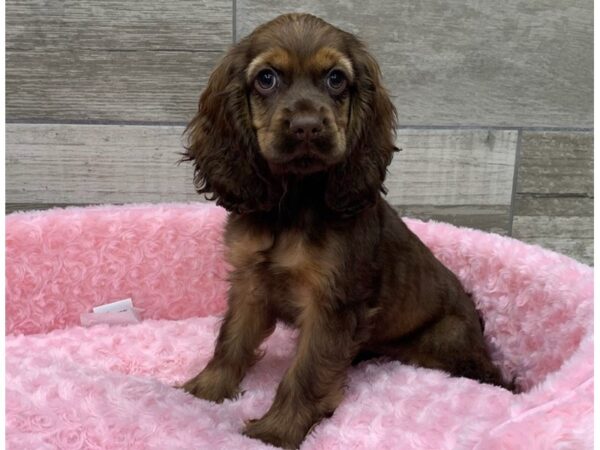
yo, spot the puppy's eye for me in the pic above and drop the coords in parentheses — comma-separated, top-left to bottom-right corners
(255, 69, 278, 94)
(326, 69, 347, 94)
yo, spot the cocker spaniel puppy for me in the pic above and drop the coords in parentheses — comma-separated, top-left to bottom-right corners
(181, 13, 514, 449)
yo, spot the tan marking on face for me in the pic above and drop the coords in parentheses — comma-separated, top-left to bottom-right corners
(309, 47, 354, 80)
(246, 47, 294, 82)
(320, 106, 347, 160)
(252, 114, 267, 131)
(255, 128, 275, 158)
(247, 45, 352, 167)
(247, 48, 293, 158)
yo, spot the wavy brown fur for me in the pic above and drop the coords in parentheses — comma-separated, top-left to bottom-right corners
(181, 13, 514, 449)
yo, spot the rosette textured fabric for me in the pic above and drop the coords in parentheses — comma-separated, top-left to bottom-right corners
(6, 204, 593, 449)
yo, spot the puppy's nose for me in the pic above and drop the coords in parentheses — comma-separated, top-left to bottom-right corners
(289, 114, 323, 141)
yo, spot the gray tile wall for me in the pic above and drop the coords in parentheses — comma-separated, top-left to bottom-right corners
(5, 1, 593, 264)
(236, 0, 592, 128)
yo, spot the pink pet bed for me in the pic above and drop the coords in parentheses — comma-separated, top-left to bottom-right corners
(6, 203, 593, 449)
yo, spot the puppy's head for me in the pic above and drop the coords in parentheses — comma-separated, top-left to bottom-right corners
(247, 41, 351, 176)
(185, 13, 397, 215)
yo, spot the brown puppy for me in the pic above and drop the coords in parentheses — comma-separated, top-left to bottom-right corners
(181, 13, 513, 449)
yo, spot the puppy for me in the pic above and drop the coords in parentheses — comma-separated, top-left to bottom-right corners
(181, 13, 514, 449)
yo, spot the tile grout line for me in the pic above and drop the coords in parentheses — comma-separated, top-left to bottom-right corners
(232, 0, 237, 44)
(507, 129, 523, 237)
(5, 119, 190, 127)
(4, 119, 594, 133)
(395, 125, 593, 132)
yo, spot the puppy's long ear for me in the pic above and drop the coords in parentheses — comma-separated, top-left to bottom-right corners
(325, 40, 397, 217)
(183, 42, 276, 213)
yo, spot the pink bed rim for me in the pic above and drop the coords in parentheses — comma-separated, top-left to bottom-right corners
(6, 203, 593, 449)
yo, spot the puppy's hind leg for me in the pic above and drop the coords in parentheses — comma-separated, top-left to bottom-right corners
(384, 315, 516, 392)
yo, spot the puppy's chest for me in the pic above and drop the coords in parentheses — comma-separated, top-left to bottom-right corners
(226, 226, 339, 318)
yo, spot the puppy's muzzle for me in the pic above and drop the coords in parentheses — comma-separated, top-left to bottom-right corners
(278, 110, 335, 168)
(266, 102, 343, 175)
(288, 113, 325, 143)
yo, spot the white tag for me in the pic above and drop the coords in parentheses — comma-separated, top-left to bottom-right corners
(93, 298, 133, 314)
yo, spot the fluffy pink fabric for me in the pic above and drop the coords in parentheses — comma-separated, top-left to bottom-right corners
(6, 203, 593, 449)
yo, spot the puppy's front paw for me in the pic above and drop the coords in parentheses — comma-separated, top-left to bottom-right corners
(179, 369, 239, 403)
(243, 415, 306, 449)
